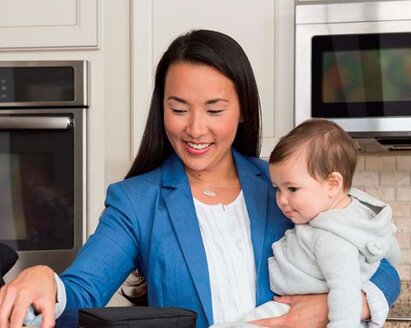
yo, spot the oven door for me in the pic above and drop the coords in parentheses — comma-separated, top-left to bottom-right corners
(0, 108, 84, 276)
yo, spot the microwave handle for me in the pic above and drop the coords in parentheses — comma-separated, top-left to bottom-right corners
(0, 116, 72, 129)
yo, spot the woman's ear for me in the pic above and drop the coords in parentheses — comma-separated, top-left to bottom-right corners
(326, 172, 344, 197)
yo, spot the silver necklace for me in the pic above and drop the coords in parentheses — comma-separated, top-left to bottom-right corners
(187, 173, 241, 197)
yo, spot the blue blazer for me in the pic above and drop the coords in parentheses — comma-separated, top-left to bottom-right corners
(61, 150, 400, 328)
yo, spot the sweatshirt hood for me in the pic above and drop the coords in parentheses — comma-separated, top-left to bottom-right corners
(309, 188, 396, 263)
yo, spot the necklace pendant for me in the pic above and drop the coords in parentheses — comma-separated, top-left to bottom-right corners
(202, 189, 216, 197)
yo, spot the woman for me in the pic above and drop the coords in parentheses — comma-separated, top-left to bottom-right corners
(0, 30, 400, 328)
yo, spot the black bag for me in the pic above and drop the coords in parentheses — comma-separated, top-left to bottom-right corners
(78, 306, 197, 328)
(0, 242, 18, 287)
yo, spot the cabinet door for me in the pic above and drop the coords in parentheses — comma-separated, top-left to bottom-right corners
(0, 0, 98, 49)
(131, 0, 294, 159)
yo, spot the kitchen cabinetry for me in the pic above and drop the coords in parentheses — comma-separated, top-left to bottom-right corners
(0, 0, 98, 49)
(131, 0, 295, 158)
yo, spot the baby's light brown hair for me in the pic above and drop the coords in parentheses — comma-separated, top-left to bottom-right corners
(269, 119, 358, 191)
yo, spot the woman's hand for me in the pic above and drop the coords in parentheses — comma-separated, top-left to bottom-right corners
(360, 291, 370, 320)
(0, 265, 56, 328)
(250, 294, 328, 328)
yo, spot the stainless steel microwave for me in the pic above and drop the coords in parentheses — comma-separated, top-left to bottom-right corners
(295, 1, 411, 151)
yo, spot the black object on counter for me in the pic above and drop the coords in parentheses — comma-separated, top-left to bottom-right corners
(0, 242, 18, 287)
(78, 306, 197, 328)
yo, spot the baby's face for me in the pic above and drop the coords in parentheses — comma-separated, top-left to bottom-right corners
(269, 152, 335, 224)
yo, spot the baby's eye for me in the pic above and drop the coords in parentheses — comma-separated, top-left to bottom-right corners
(288, 187, 299, 193)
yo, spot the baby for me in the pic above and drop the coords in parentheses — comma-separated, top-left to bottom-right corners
(213, 119, 400, 328)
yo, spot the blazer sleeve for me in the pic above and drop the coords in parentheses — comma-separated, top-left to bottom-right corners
(61, 182, 140, 311)
(370, 258, 401, 307)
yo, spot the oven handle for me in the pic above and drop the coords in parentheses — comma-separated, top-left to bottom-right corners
(0, 116, 73, 129)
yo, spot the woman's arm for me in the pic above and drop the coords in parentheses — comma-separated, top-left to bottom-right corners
(61, 182, 140, 310)
(369, 258, 401, 307)
(250, 259, 400, 328)
(363, 258, 401, 326)
(0, 182, 141, 328)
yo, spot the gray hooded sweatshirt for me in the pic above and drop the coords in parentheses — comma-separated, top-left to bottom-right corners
(268, 188, 401, 328)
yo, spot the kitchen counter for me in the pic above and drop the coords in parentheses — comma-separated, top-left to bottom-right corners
(385, 280, 411, 327)
(384, 321, 411, 328)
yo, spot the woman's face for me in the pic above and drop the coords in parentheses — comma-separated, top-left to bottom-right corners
(164, 62, 241, 174)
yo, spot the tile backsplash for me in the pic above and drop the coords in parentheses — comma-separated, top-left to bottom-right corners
(353, 154, 411, 281)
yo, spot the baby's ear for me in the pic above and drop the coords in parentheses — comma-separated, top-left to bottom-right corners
(326, 172, 344, 196)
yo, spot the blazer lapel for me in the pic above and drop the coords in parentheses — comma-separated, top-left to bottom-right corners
(233, 151, 269, 301)
(161, 155, 213, 324)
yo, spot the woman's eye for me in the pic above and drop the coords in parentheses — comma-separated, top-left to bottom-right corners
(170, 108, 187, 115)
(288, 187, 299, 193)
(208, 109, 224, 116)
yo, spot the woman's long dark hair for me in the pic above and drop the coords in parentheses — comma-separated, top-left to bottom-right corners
(125, 29, 261, 179)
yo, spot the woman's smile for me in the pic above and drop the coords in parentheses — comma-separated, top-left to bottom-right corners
(184, 141, 213, 154)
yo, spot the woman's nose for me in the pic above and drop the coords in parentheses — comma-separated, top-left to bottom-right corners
(186, 113, 205, 137)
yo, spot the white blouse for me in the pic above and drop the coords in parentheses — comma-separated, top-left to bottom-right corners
(194, 191, 256, 324)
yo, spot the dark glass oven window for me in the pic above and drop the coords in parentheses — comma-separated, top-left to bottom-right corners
(0, 67, 75, 103)
(312, 32, 411, 118)
(0, 128, 74, 251)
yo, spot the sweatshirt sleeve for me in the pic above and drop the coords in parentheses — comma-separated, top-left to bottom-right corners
(315, 232, 363, 328)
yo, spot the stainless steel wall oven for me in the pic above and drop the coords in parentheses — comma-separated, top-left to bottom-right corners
(0, 61, 87, 278)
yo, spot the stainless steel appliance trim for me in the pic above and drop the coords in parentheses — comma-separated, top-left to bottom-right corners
(1, 108, 85, 276)
(0, 116, 72, 129)
(0, 60, 88, 108)
(295, 15, 411, 126)
(328, 118, 411, 133)
(296, 1, 411, 25)
(386, 317, 411, 322)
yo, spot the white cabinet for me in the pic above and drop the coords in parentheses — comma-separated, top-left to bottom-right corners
(131, 0, 295, 159)
(0, 0, 98, 49)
